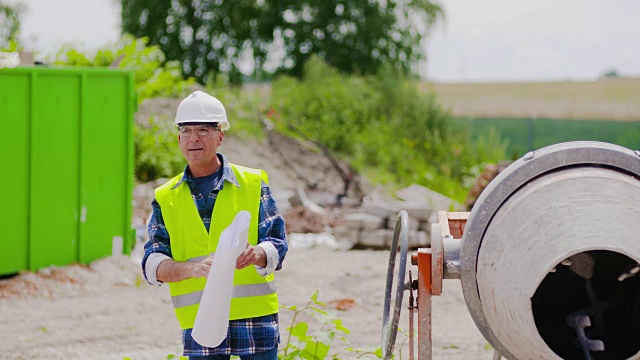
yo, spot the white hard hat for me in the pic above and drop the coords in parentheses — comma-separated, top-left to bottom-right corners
(174, 91, 230, 131)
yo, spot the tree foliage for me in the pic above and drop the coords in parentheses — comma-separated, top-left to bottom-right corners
(121, 0, 443, 84)
(0, 1, 25, 48)
(265, 0, 444, 78)
(50, 36, 196, 102)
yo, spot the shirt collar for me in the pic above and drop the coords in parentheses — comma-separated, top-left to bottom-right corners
(171, 153, 239, 190)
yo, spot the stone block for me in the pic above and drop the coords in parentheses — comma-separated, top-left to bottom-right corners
(359, 229, 393, 248)
(408, 230, 429, 248)
(344, 213, 385, 231)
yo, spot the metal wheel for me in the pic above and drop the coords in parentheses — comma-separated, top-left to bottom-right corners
(381, 210, 409, 360)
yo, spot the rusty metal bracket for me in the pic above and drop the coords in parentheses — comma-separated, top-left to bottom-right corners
(407, 211, 470, 360)
(416, 248, 433, 360)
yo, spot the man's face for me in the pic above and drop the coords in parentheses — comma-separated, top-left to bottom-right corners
(178, 124, 224, 169)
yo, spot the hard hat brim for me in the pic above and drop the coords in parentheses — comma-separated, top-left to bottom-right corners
(175, 119, 229, 131)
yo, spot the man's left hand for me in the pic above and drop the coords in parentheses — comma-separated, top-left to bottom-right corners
(236, 243, 267, 269)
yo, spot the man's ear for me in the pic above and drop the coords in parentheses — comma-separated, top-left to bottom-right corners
(218, 131, 224, 145)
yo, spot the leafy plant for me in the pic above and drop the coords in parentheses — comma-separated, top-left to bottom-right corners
(280, 291, 418, 359)
(346, 346, 384, 359)
(347, 327, 414, 360)
(280, 290, 351, 360)
(0, 37, 18, 52)
(134, 115, 185, 182)
(0, 1, 24, 49)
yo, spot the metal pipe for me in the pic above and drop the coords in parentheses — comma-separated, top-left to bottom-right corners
(417, 249, 432, 360)
(443, 235, 462, 280)
(408, 271, 415, 360)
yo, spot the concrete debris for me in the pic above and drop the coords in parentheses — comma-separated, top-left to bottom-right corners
(288, 232, 353, 251)
(396, 184, 461, 213)
(294, 185, 326, 215)
(283, 205, 333, 234)
(343, 213, 386, 231)
(279, 183, 456, 250)
(464, 161, 513, 210)
(359, 199, 404, 218)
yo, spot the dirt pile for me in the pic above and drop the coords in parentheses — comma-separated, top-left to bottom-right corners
(0, 256, 141, 300)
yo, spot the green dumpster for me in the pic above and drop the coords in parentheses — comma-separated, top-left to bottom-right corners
(0, 67, 136, 275)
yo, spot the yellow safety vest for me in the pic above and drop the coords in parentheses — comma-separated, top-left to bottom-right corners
(155, 164, 279, 330)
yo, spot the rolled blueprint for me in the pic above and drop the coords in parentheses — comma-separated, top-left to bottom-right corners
(192, 210, 251, 348)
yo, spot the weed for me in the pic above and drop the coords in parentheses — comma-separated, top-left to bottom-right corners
(280, 290, 350, 359)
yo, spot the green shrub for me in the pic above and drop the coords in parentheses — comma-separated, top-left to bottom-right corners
(205, 78, 269, 140)
(50, 35, 196, 102)
(134, 116, 185, 182)
(271, 57, 379, 155)
(270, 56, 508, 202)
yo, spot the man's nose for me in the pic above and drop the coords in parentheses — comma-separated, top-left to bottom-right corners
(188, 132, 201, 141)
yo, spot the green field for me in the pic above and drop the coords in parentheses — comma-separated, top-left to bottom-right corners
(452, 117, 640, 158)
(423, 78, 640, 156)
(425, 78, 640, 121)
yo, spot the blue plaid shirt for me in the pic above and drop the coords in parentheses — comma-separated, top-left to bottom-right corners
(142, 153, 288, 356)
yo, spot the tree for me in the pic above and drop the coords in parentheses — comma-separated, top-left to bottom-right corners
(0, 1, 25, 48)
(263, 0, 443, 78)
(601, 68, 620, 79)
(122, 0, 271, 85)
(121, 0, 443, 84)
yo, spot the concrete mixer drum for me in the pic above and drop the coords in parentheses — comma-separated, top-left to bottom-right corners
(382, 141, 640, 360)
(462, 141, 640, 360)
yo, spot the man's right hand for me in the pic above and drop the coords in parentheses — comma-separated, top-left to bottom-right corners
(157, 257, 213, 283)
(192, 257, 213, 278)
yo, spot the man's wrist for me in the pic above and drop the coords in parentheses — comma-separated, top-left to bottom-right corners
(145, 253, 173, 285)
(255, 245, 268, 267)
(256, 242, 278, 275)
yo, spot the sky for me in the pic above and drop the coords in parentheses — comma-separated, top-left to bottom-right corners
(16, 0, 640, 82)
(424, 0, 640, 82)
(19, 0, 120, 54)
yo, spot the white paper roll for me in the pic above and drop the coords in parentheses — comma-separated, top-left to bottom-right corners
(192, 210, 251, 348)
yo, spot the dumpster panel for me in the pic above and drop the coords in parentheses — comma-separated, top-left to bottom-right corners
(79, 74, 132, 262)
(0, 67, 134, 274)
(29, 73, 81, 270)
(0, 73, 30, 275)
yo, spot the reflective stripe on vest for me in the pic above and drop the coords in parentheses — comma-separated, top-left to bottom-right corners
(172, 281, 277, 308)
(155, 164, 279, 329)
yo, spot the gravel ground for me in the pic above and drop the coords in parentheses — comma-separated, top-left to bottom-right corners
(0, 244, 494, 360)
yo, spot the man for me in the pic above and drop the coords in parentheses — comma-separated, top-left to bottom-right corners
(142, 91, 288, 360)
